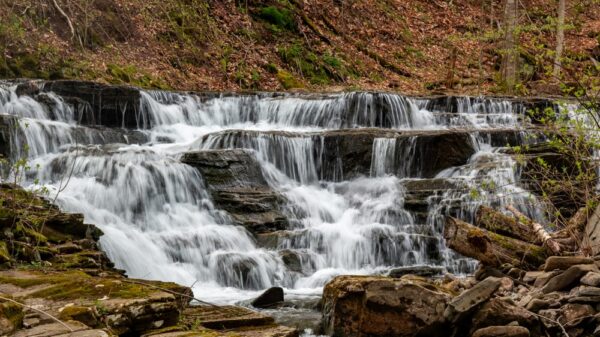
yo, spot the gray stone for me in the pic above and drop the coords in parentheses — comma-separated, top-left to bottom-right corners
(182, 149, 289, 234)
(581, 272, 600, 287)
(444, 276, 501, 321)
(533, 271, 562, 287)
(542, 264, 599, 294)
(544, 256, 594, 271)
(472, 326, 530, 337)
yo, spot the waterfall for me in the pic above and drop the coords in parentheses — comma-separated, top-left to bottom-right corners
(0, 81, 558, 303)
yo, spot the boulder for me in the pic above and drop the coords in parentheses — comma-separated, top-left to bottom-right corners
(470, 298, 541, 335)
(444, 276, 502, 322)
(559, 303, 595, 325)
(252, 287, 284, 308)
(471, 326, 530, 337)
(542, 264, 599, 294)
(544, 256, 594, 272)
(279, 250, 302, 273)
(0, 300, 23, 335)
(322, 275, 451, 337)
(182, 149, 289, 234)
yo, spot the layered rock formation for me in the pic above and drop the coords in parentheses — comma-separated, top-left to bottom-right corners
(0, 184, 297, 337)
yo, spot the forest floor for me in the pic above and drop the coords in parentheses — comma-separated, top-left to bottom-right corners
(0, 0, 598, 96)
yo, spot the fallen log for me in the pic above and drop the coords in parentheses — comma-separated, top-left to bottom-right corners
(444, 217, 547, 270)
(476, 205, 539, 243)
(506, 205, 561, 255)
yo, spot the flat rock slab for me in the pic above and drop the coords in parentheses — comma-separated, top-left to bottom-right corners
(12, 321, 94, 337)
(444, 276, 502, 321)
(542, 264, 599, 294)
(544, 256, 594, 271)
(183, 306, 274, 330)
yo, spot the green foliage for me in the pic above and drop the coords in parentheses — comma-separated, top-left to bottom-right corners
(257, 6, 296, 32)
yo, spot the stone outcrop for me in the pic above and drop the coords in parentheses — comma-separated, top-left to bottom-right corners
(322, 253, 600, 337)
(40, 81, 142, 128)
(321, 275, 452, 337)
(0, 184, 297, 337)
(200, 128, 526, 181)
(181, 149, 289, 234)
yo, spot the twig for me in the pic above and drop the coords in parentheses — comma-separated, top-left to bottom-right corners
(119, 279, 219, 307)
(0, 295, 74, 332)
(529, 310, 570, 337)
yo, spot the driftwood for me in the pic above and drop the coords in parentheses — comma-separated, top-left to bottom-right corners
(444, 217, 547, 269)
(506, 205, 562, 255)
(476, 205, 539, 244)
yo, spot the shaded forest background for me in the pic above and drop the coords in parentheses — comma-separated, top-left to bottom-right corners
(0, 0, 598, 95)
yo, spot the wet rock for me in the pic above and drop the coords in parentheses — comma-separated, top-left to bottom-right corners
(471, 326, 530, 337)
(542, 264, 599, 294)
(279, 250, 302, 273)
(252, 287, 284, 308)
(182, 149, 289, 234)
(581, 272, 600, 287)
(322, 275, 451, 337)
(388, 265, 446, 278)
(42, 80, 142, 129)
(544, 256, 594, 271)
(444, 276, 502, 322)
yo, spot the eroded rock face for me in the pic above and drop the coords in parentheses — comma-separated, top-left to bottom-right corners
(41, 80, 142, 128)
(322, 275, 451, 337)
(182, 149, 289, 234)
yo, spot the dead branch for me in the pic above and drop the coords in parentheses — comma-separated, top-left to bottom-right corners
(506, 205, 562, 254)
(0, 295, 74, 332)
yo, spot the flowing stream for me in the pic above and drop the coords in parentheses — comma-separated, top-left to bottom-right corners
(0, 84, 547, 308)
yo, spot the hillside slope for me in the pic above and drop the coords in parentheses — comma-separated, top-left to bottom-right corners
(0, 0, 598, 95)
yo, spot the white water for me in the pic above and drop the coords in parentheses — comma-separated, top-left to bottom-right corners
(0, 83, 549, 304)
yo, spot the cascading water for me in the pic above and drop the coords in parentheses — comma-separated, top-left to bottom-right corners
(0, 82, 552, 306)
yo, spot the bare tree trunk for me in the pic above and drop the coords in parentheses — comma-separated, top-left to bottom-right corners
(501, 0, 518, 92)
(553, 0, 566, 78)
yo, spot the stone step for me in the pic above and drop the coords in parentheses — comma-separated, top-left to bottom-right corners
(181, 306, 274, 330)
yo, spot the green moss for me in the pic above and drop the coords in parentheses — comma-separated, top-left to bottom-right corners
(0, 300, 23, 333)
(277, 70, 304, 89)
(106, 64, 171, 90)
(257, 6, 296, 32)
(0, 241, 10, 263)
(0, 270, 186, 301)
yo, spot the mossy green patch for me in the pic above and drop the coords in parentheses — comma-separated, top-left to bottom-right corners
(0, 269, 185, 302)
(257, 6, 296, 32)
(106, 64, 171, 90)
(276, 70, 303, 89)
